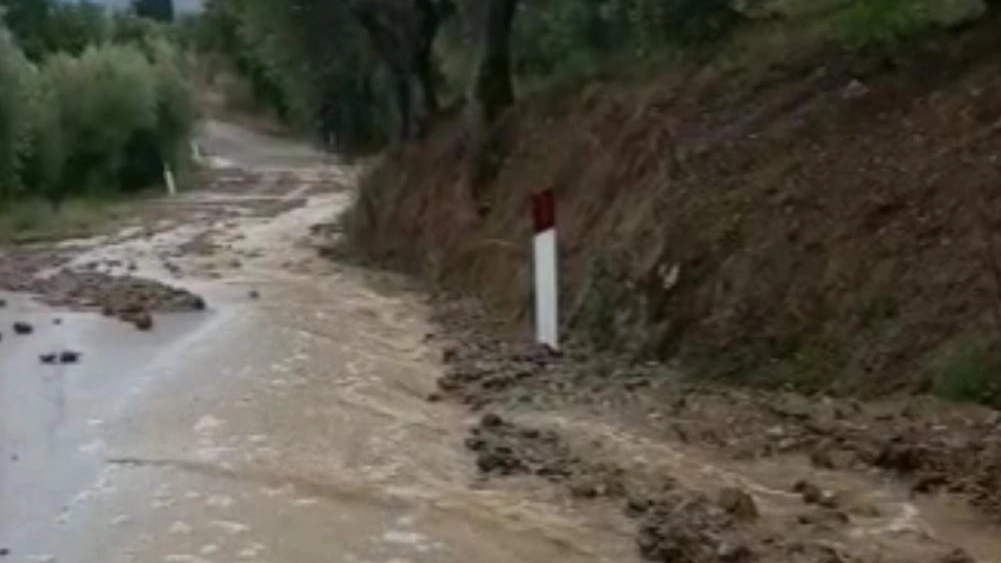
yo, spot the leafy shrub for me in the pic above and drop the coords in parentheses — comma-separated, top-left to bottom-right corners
(0, 27, 39, 200)
(837, 0, 988, 48)
(2, 0, 110, 60)
(130, 37, 196, 187)
(44, 45, 158, 201)
(2, 18, 195, 209)
(508, 0, 740, 80)
(933, 341, 1001, 407)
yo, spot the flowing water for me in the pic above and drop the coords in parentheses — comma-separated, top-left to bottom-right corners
(0, 122, 637, 563)
(3, 121, 1000, 563)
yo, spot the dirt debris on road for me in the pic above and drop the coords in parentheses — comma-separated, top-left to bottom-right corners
(464, 411, 970, 563)
(44, 270, 205, 310)
(430, 297, 1001, 563)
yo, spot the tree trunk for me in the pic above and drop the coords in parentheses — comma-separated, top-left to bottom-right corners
(394, 73, 414, 141)
(464, 0, 519, 208)
(413, 0, 440, 118)
(349, 0, 445, 141)
(468, 0, 519, 130)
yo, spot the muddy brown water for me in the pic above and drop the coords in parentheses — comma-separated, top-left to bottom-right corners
(0, 122, 637, 563)
(2, 121, 1000, 563)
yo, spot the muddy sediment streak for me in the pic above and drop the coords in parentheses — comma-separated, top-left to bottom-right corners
(432, 297, 999, 563)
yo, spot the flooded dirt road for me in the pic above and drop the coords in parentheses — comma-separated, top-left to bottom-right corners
(0, 123, 637, 563)
(4, 121, 1001, 563)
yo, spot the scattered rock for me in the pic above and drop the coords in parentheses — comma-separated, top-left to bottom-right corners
(52, 318, 62, 325)
(0, 547, 9, 557)
(59, 350, 82, 364)
(875, 442, 928, 473)
(625, 496, 654, 518)
(13, 321, 34, 335)
(717, 541, 753, 562)
(797, 509, 850, 529)
(482, 413, 504, 428)
(810, 445, 857, 470)
(912, 473, 949, 494)
(794, 480, 824, 505)
(426, 392, 443, 403)
(127, 310, 154, 331)
(0, 299, 7, 308)
(636, 495, 727, 563)
(248, 289, 260, 300)
(718, 487, 758, 521)
(40, 350, 82, 365)
(818, 490, 840, 509)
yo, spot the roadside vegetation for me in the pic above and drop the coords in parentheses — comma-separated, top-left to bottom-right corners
(0, 0, 195, 240)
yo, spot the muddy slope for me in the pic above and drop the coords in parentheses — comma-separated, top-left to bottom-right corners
(347, 14, 1001, 396)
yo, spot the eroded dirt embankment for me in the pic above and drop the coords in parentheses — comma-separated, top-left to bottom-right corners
(338, 15, 1001, 563)
(346, 12, 1001, 397)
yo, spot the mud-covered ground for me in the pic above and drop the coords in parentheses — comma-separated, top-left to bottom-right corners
(424, 298, 1001, 563)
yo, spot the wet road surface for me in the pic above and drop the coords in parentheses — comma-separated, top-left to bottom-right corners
(0, 123, 637, 563)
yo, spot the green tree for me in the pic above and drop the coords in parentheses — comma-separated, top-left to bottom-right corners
(467, 0, 519, 132)
(132, 0, 174, 22)
(0, 25, 38, 200)
(1, 0, 110, 59)
(1, 0, 51, 59)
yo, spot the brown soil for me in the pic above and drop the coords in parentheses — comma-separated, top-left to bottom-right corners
(347, 12, 1001, 397)
(40, 270, 206, 317)
(435, 299, 1000, 562)
(0, 248, 206, 328)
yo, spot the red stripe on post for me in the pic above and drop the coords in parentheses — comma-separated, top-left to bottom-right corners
(531, 190, 556, 233)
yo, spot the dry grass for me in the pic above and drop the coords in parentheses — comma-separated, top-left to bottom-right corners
(0, 196, 143, 245)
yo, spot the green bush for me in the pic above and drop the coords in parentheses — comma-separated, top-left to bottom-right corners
(2, 19, 195, 210)
(933, 341, 1001, 407)
(837, 0, 988, 48)
(506, 0, 740, 81)
(0, 27, 39, 200)
(44, 45, 158, 201)
(2, 0, 111, 60)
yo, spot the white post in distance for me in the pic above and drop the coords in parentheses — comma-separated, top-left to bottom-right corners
(163, 164, 177, 197)
(532, 189, 559, 351)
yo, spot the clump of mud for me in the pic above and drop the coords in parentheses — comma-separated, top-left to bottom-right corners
(437, 295, 1001, 524)
(634, 493, 752, 563)
(467, 413, 628, 497)
(35, 270, 206, 315)
(466, 414, 919, 563)
(466, 414, 737, 561)
(437, 298, 999, 562)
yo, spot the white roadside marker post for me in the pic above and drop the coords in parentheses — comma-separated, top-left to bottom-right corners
(163, 164, 177, 197)
(191, 140, 204, 165)
(532, 189, 559, 351)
